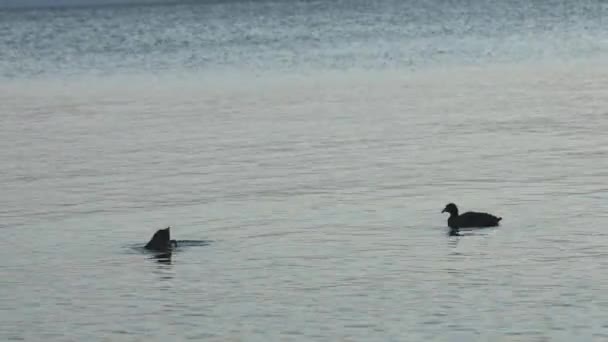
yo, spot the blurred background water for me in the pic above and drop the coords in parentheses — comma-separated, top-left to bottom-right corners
(1, 0, 607, 340)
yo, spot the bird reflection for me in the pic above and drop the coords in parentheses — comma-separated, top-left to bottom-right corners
(150, 252, 172, 264)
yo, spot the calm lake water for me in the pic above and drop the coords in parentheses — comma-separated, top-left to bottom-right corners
(1, 0, 608, 341)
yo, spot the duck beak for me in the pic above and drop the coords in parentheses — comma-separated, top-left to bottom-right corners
(441, 208, 446, 213)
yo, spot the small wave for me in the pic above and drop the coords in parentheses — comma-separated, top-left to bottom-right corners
(125, 240, 212, 254)
(173, 240, 213, 247)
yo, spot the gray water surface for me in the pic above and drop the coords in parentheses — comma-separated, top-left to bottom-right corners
(1, 1, 608, 341)
(1, 0, 608, 78)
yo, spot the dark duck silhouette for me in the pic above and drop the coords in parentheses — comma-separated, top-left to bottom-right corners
(145, 226, 178, 252)
(441, 203, 502, 235)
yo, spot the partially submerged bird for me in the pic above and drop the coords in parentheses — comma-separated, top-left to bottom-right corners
(441, 203, 502, 235)
(145, 226, 178, 252)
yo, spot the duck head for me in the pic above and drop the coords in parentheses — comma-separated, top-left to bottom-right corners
(441, 203, 459, 216)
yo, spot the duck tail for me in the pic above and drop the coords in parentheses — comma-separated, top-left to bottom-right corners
(497, 217, 502, 222)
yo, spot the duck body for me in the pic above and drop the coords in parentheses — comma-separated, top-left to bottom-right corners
(442, 203, 501, 233)
(145, 226, 178, 252)
(447, 211, 502, 229)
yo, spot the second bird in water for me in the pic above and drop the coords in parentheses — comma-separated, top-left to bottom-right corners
(441, 203, 502, 235)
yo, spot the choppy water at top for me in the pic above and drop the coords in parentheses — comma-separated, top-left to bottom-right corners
(1, 0, 608, 341)
(1, 0, 608, 78)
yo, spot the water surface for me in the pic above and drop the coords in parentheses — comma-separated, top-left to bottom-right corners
(1, 1, 608, 341)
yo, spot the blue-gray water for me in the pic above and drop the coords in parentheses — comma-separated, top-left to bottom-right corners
(1, 1, 608, 341)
